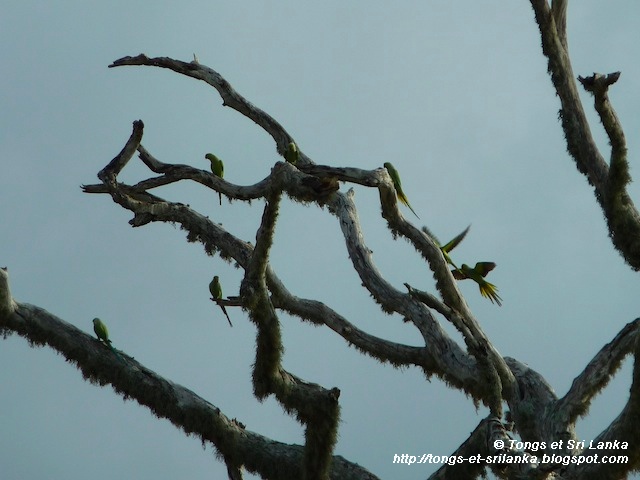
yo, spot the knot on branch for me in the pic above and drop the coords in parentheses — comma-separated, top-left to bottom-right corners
(273, 162, 340, 204)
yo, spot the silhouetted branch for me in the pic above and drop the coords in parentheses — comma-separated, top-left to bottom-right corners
(531, 1, 640, 270)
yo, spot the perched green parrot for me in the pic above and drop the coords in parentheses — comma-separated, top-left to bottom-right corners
(452, 262, 502, 306)
(205, 153, 224, 205)
(92, 318, 112, 346)
(91, 318, 125, 363)
(209, 275, 233, 327)
(285, 142, 299, 165)
(383, 162, 419, 219)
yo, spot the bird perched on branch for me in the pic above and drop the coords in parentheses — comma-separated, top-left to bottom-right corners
(205, 153, 224, 205)
(92, 318, 112, 346)
(285, 141, 299, 165)
(92, 318, 126, 362)
(209, 275, 233, 327)
(383, 162, 419, 219)
(452, 262, 502, 306)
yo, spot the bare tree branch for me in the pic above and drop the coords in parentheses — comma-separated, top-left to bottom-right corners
(225, 461, 244, 480)
(529, 0, 608, 189)
(555, 318, 640, 424)
(577, 72, 625, 163)
(0, 283, 378, 480)
(241, 191, 340, 480)
(270, 281, 428, 367)
(566, 331, 640, 478)
(99, 119, 144, 180)
(551, 0, 568, 48)
(136, 145, 272, 201)
(109, 55, 307, 166)
(503, 358, 562, 451)
(530, 1, 640, 270)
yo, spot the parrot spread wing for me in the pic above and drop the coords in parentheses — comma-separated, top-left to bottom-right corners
(452, 264, 502, 306)
(473, 262, 496, 277)
(451, 262, 496, 280)
(439, 225, 471, 271)
(441, 225, 471, 254)
(451, 268, 466, 280)
(383, 162, 420, 219)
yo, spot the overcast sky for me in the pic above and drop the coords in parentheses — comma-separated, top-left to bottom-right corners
(2, 2, 640, 479)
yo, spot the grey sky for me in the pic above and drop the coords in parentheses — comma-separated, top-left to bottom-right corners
(2, 2, 639, 479)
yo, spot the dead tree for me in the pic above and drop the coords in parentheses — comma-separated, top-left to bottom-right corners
(1, 2, 639, 479)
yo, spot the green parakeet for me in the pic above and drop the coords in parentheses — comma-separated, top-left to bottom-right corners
(285, 142, 299, 165)
(91, 318, 125, 363)
(92, 317, 111, 345)
(452, 262, 502, 306)
(205, 153, 224, 205)
(209, 275, 233, 327)
(383, 162, 419, 219)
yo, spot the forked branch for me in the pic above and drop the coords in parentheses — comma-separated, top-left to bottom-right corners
(530, 1, 640, 270)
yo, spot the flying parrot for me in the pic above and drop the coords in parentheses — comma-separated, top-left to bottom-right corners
(285, 141, 299, 165)
(92, 317, 112, 346)
(452, 262, 502, 306)
(205, 153, 224, 205)
(383, 162, 419, 219)
(209, 275, 233, 327)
